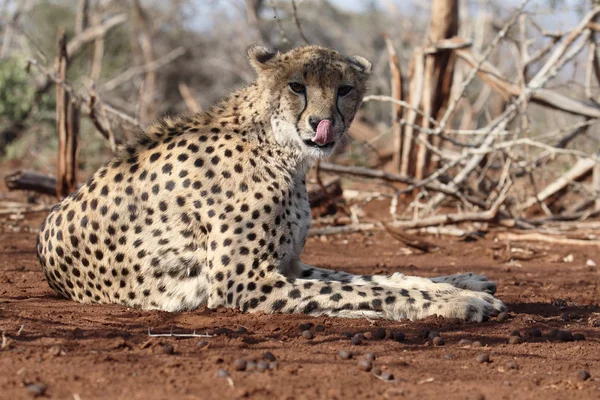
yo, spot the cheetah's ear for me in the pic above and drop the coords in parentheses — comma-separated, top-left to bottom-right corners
(347, 55, 372, 75)
(247, 44, 278, 73)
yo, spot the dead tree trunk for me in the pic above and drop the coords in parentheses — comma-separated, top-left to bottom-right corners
(402, 0, 459, 180)
(383, 33, 404, 174)
(55, 29, 79, 199)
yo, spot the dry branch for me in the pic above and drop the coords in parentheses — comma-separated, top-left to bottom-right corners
(495, 232, 600, 247)
(4, 170, 57, 196)
(518, 158, 596, 211)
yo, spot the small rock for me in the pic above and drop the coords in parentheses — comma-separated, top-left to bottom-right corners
(351, 334, 363, 346)
(302, 330, 314, 340)
(343, 332, 353, 339)
(236, 327, 249, 334)
(508, 360, 519, 370)
(263, 351, 276, 362)
(556, 330, 573, 342)
(419, 328, 431, 338)
(364, 352, 376, 362)
(472, 341, 482, 348)
(357, 359, 372, 372)
(363, 332, 373, 340)
(392, 331, 406, 342)
(576, 370, 591, 381)
(196, 340, 209, 348)
(549, 329, 560, 338)
(162, 344, 174, 355)
(338, 350, 353, 360)
(458, 339, 473, 346)
(26, 383, 47, 397)
(256, 360, 269, 372)
(476, 352, 490, 363)
(380, 372, 394, 381)
(527, 328, 542, 338)
(233, 359, 247, 371)
(444, 353, 456, 360)
(371, 367, 382, 376)
(573, 333, 585, 341)
(510, 330, 521, 337)
(48, 345, 62, 357)
(508, 336, 521, 345)
(216, 368, 229, 377)
(496, 312, 509, 322)
(315, 324, 325, 332)
(299, 323, 314, 331)
(269, 361, 278, 370)
(561, 312, 571, 321)
(586, 259, 597, 270)
(427, 331, 441, 341)
(432, 336, 445, 346)
(372, 328, 386, 340)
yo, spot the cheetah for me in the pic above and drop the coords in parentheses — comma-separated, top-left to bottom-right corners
(36, 44, 505, 321)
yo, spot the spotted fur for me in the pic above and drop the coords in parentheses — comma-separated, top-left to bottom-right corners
(36, 45, 505, 321)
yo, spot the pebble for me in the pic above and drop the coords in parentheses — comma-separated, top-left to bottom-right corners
(472, 341, 483, 348)
(427, 331, 441, 341)
(576, 370, 591, 381)
(458, 339, 473, 346)
(496, 312, 509, 322)
(263, 351, 276, 362)
(233, 359, 247, 371)
(476, 353, 490, 363)
(432, 336, 445, 346)
(371, 367, 382, 376)
(299, 323, 314, 331)
(392, 331, 406, 342)
(196, 340, 209, 348)
(527, 328, 542, 338)
(380, 372, 394, 381)
(351, 334, 363, 346)
(338, 350, 353, 360)
(556, 330, 573, 342)
(48, 345, 62, 357)
(573, 333, 585, 341)
(508, 336, 521, 345)
(315, 324, 325, 332)
(364, 352, 376, 362)
(269, 361, 278, 370)
(26, 383, 47, 397)
(510, 330, 521, 337)
(561, 312, 571, 321)
(363, 332, 373, 340)
(162, 344, 174, 355)
(256, 360, 269, 372)
(373, 328, 387, 340)
(302, 330, 314, 339)
(508, 360, 519, 370)
(216, 368, 229, 377)
(357, 359, 372, 372)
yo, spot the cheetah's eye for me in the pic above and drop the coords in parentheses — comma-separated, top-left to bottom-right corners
(337, 85, 353, 97)
(288, 82, 306, 94)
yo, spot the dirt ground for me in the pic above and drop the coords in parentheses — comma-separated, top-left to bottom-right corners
(1, 186, 600, 400)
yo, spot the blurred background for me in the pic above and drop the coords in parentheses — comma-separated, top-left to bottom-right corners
(0, 0, 599, 225)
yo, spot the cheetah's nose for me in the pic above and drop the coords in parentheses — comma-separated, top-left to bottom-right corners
(311, 119, 334, 146)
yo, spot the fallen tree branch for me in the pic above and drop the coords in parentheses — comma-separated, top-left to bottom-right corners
(495, 232, 600, 247)
(4, 170, 57, 196)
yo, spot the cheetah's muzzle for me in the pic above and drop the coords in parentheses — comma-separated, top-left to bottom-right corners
(36, 43, 505, 322)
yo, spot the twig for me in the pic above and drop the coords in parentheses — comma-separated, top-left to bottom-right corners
(147, 327, 211, 338)
(178, 82, 201, 113)
(496, 232, 600, 247)
(291, 0, 310, 45)
(4, 170, 58, 195)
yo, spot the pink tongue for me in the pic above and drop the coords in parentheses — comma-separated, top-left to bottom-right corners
(312, 120, 334, 145)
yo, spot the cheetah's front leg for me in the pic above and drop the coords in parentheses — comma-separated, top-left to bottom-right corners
(295, 263, 498, 294)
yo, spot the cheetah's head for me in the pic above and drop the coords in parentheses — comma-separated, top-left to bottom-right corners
(247, 44, 371, 159)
